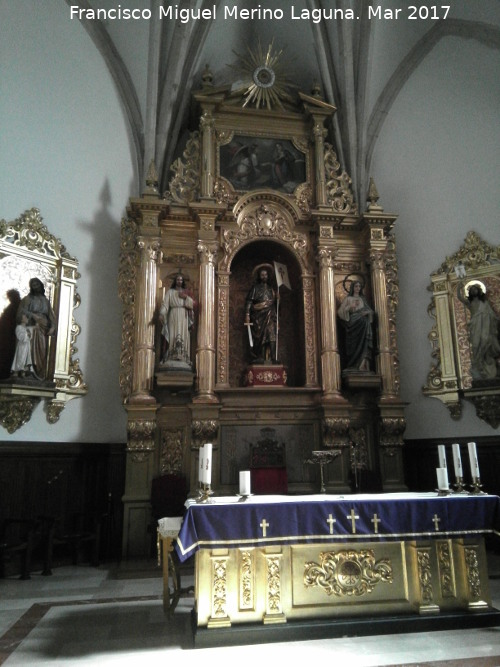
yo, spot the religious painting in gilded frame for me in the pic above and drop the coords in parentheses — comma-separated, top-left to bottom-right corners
(219, 135, 306, 194)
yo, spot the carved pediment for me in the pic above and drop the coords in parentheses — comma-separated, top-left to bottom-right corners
(221, 198, 309, 270)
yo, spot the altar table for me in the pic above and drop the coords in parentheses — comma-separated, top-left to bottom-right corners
(175, 493, 500, 631)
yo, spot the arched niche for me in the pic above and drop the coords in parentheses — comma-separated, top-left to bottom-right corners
(226, 239, 305, 387)
(216, 196, 317, 390)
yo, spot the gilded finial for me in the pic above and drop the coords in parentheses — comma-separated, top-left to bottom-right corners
(311, 80, 323, 99)
(143, 159, 159, 197)
(367, 177, 383, 211)
(201, 64, 214, 88)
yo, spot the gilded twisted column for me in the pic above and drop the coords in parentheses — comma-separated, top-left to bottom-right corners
(316, 246, 342, 398)
(195, 240, 219, 403)
(129, 234, 160, 404)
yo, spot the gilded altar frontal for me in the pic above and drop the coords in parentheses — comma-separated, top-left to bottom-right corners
(119, 54, 406, 558)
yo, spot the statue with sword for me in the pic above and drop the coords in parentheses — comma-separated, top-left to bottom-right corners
(244, 261, 291, 364)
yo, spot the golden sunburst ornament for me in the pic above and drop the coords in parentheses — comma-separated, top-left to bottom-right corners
(231, 40, 294, 110)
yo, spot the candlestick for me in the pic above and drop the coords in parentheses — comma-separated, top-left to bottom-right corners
(451, 443, 463, 479)
(239, 470, 251, 496)
(436, 467, 450, 491)
(467, 441, 480, 479)
(204, 443, 212, 486)
(436, 467, 451, 495)
(199, 444, 205, 484)
(197, 483, 214, 503)
(437, 444, 447, 470)
(470, 476, 486, 495)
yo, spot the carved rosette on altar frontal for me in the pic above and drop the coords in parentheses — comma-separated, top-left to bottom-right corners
(118, 43, 407, 558)
(0, 209, 87, 432)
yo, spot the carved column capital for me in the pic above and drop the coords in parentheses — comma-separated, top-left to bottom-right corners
(379, 416, 406, 451)
(137, 235, 161, 260)
(126, 418, 156, 462)
(316, 246, 336, 268)
(323, 416, 351, 448)
(200, 109, 215, 131)
(191, 419, 219, 448)
(369, 248, 385, 270)
(313, 120, 328, 141)
(197, 241, 218, 264)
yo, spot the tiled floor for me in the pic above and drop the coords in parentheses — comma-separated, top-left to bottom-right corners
(1, 554, 500, 666)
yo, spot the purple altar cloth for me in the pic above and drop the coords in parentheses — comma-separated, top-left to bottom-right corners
(175, 492, 500, 562)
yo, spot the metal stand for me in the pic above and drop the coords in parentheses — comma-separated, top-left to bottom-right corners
(305, 450, 342, 493)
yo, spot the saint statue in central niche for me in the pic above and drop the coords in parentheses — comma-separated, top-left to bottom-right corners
(244, 264, 279, 365)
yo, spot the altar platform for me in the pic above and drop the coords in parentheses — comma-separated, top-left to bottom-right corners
(173, 493, 500, 645)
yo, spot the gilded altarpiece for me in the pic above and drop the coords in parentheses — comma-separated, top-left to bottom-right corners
(423, 232, 500, 428)
(119, 72, 407, 557)
(0, 209, 87, 432)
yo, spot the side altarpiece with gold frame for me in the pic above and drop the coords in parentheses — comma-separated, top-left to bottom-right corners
(119, 69, 407, 558)
(0, 208, 87, 431)
(423, 231, 500, 428)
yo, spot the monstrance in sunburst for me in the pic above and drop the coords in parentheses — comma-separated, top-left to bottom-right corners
(231, 40, 295, 110)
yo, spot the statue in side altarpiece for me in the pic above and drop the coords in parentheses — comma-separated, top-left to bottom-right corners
(159, 274, 195, 368)
(457, 280, 500, 381)
(15, 278, 57, 381)
(337, 278, 374, 372)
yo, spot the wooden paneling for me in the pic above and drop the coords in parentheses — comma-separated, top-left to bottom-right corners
(0, 442, 126, 572)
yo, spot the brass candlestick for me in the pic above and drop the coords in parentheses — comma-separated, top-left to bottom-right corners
(305, 450, 342, 493)
(470, 477, 486, 495)
(453, 476, 467, 494)
(197, 483, 214, 503)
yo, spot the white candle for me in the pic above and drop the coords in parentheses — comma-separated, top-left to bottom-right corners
(451, 443, 463, 478)
(467, 441, 480, 479)
(204, 443, 212, 486)
(436, 467, 449, 490)
(437, 444, 447, 470)
(239, 470, 251, 495)
(199, 444, 205, 484)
